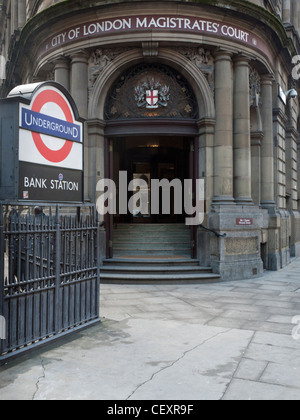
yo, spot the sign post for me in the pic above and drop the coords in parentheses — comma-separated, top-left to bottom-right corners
(0, 82, 84, 203)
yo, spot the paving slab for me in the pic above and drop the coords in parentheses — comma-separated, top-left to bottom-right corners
(222, 378, 300, 400)
(1, 258, 300, 400)
(234, 358, 268, 382)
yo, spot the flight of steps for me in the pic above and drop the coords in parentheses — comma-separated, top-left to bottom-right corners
(100, 224, 220, 284)
(113, 223, 192, 258)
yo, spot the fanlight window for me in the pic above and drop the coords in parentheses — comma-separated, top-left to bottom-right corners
(105, 63, 199, 120)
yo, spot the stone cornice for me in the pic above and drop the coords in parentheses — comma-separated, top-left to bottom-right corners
(17, 0, 298, 59)
(2, 0, 298, 97)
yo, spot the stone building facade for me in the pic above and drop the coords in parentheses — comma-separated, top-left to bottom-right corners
(1, 0, 300, 280)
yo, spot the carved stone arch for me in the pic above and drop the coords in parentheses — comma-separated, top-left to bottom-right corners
(155, 48, 215, 120)
(88, 48, 215, 121)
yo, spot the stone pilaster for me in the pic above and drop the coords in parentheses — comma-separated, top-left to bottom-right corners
(70, 51, 89, 119)
(292, 0, 300, 32)
(213, 50, 234, 205)
(86, 119, 106, 204)
(260, 74, 276, 210)
(5, 14, 11, 57)
(233, 55, 252, 205)
(209, 52, 266, 280)
(251, 132, 263, 206)
(86, 120, 106, 260)
(54, 56, 70, 91)
(282, 0, 291, 24)
(11, 0, 18, 32)
(197, 118, 215, 267)
(17, 0, 26, 28)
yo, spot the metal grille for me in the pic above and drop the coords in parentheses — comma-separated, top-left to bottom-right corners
(0, 204, 100, 363)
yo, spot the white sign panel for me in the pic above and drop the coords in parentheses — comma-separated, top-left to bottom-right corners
(19, 129, 83, 170)
(19, 85, 83, 170)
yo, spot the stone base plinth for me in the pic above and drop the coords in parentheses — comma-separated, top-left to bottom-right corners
(208, 205, 268, 281)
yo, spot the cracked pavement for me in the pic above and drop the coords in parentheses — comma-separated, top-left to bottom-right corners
(1, 258, 300, 400)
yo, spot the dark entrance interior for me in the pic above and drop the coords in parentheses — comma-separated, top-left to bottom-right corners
(112, 136, 192, 224)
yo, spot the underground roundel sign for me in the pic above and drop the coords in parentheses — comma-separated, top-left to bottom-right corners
(18, 82, 83, 202)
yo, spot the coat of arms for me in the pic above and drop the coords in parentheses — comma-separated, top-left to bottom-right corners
(135, 78, 170, 109)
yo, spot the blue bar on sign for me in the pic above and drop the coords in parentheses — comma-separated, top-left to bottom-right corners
(21, 108, 81, 143)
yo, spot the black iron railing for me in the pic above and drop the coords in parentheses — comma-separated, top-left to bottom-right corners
(0, 204, 101, 364)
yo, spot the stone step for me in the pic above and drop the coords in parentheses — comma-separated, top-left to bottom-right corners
(102, 265, 213, 274)
(115, 228, 190, 230)
(113, 249, 191, 256)
(113, 238, 191, 246)
(101, 256, 219, 284)
(113, 223, 192, 258)
(114, 227, 189, 234)
(114, 231, 190, 236)
(113, 239, 190, 246)
(115, 223, 188, 228)
(100, 272, 221, 285)
(103, 258, 201, 267)
(113, 243, 190, 250)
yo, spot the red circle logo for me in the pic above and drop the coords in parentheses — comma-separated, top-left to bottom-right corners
(31, 90, 74, 163)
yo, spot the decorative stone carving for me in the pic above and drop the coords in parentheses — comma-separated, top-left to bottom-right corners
(88, 47, 133, 94)
(46, 69, 55, 81)
(249, 67, 261, 108)
(191, 47, 214, 66)
(177, 47, 215, 94)
(249, 66, 263, 132)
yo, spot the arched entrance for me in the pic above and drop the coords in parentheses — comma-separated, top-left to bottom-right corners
(104, 63, 199, 259)
(88, 52, 216, 263)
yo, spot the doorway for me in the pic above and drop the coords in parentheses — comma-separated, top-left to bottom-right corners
(112, 136, 191, 224)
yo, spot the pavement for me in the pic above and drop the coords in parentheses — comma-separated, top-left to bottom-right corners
(1, 259, 300, 400)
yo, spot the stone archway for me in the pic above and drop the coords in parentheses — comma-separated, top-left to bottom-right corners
(86, 48, 216, 206)
(88, 48, 215, 121)
(87, 49, 216, 261)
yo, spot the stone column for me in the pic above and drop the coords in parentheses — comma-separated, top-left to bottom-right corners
(251, 132, 263, 206)
(282, 0, 291, 24)
(292, 0, 300, 32)
(86, 119, 106, 204)
(86, 119, 107, 259)
(198, 118, 215, 210)
(70, 51, 89, 119)
(11, 0, 18, 32)
(260, 74, 276, 210)
(213, 50, 234, 205)
(17, 0, 26, 28)
(298, 138, 300, 204)
(233, 55, 252, 205)
(198, 118, 215, 266)
(5, 14, 11, 57)
(54, 56, 70, 91)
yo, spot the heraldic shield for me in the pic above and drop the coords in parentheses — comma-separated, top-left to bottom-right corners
(146, 90, 159, 108)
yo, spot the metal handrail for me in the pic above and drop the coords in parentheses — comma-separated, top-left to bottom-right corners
(199, 224, 227, 238)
